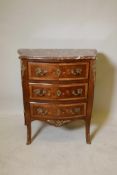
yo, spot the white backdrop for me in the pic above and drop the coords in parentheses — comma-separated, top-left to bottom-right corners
(0, 0, 117, 121)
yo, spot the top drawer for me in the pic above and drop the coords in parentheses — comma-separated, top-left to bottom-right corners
(28, 62, 89, 81)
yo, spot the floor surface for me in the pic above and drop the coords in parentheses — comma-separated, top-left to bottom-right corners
(0, 113, 117, 175)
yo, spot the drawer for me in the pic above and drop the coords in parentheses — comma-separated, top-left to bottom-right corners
(30, 103, 86, 119)
(28, 62, 89, 80)
(29, 83, 88, 100)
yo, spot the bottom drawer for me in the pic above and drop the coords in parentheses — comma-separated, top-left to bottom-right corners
(30, 103, 86, 119)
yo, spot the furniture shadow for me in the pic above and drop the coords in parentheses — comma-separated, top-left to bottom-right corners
(31, 122, 47, 142)
(64, 53, 115, 141)
(91, 53, 115, 141)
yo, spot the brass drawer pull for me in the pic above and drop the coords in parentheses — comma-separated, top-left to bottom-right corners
(35, 67, 47, 76)
(72, 89, 83, 96)
(33, 89, 47, 96)
(71, 68, 82, 75)
(70, 107, 80, 114)
(37, 107, 48, 115)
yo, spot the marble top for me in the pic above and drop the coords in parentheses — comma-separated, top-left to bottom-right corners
(18, 49, 97, 58)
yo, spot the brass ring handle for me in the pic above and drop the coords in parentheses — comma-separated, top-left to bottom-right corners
(35, 67, 48, 76)
(33, 89, 47, 96)
(37, 107, 48, 115)
(70, 107, 80, 114)
(72, 89, 83, 96)
(71, 68, 82, 75)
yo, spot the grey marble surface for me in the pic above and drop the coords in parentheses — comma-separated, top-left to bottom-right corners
(18, 49, 97, 58)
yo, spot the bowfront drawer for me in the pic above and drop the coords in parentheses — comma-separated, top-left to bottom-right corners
(30, 103, 86, 119)
(29, 83, 88, 100)
(28, 62, 89, 80)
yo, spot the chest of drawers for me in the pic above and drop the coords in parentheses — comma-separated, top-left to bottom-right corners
(18, 49, 97, 144)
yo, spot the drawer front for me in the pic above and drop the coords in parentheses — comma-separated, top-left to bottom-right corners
(29, 83, 88, 100)
(28, 62, 89, 80)
(30, 103, 86, 119)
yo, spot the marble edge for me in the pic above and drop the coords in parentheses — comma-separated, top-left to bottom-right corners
(18, 49, 97, 58)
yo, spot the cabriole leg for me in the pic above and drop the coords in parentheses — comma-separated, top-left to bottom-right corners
(27, 123, 31, 145)
(85, 119, 91, 144)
